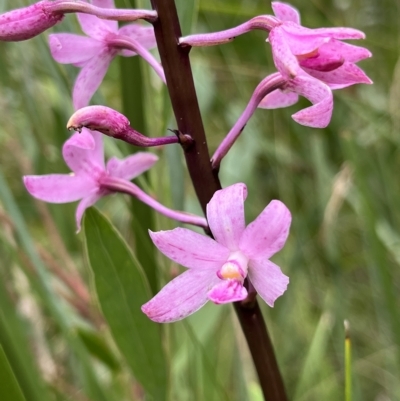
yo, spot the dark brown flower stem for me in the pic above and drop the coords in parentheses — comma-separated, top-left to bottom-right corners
(150, 0, 287, 399)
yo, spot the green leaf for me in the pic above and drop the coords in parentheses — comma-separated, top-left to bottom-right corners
(0, 345, 27, 401)
(76, 328, 120, 372)
(116, 0, 159, 293)
(83, 207, 168, 401)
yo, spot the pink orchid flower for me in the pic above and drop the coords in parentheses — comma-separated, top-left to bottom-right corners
(260, 2, 372, 126)
(24, 129, 208, 231)
(49, 0, 161, 109)
(142, 183, 291, 323)
(24, 129, 157, 231)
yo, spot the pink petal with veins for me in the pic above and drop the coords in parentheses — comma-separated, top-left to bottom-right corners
(49, 34, 102, 65)
(208, 280, 248, 304)
(286, 75, 333, 128)
(305, 63, 373, 89)
(106, 152, 158, 181)
(239, 200, 291, 260)
(271, 2, 300, 24)
(23, 174, 96, 203)
(269, 27, 299, 78)
(259, 88, 299, 109)
(142, 269, 220, 323)
(248, 259, 289, 307)
(149, 229, 229, 270)
(73, 50, 114, 109)
(206, 183, 247, 251)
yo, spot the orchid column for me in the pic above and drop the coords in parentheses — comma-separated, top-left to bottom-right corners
(149, 0, 287, 399)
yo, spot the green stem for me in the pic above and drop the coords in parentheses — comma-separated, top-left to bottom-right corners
(149, 0, 287, 399)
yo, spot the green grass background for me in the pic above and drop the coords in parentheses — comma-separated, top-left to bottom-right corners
(0, 0, 399, 400)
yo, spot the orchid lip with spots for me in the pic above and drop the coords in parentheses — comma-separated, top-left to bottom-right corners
(142, 183, 292, 323)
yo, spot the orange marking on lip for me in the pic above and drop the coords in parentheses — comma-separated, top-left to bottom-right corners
(220, 262, 242, 280)
(296, 48, 319, 61)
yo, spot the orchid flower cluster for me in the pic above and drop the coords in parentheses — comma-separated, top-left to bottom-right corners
(0, 1, 371, 395)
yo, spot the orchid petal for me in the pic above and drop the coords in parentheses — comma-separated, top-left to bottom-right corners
(286, 75, 333, 128)
(49, 34, 102, 65)
(239, 200, 291, 260)
(75, 192, 103, 232)
(77, 12, 116, 40)
(314, 39, 372, 63)
(282, 22, 365, 40)
(149, 228, 229, 270)
(279, 30, 330, 56)
(259, 88, 299, 109)
(106, 152, 158, 181)
(141, 269, 220, 323)
(208, 280, 248, 304)
(271, 2, 300, 24)
(23, 174, 96, 203)
(73, 49, 114, 109)
(304, 63, 373, 89)
(118, 24, 157, 53)
(269, 27, 299, 78)
(65, 129, 96, 150)
(206, 183, 247, 251)
(63, 130, 105, 174)
(248, 259, 289, 307)
(91, 0, 118, 33)
(88, 131, 105, 167)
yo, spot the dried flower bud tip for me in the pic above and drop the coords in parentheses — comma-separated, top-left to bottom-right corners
(67, 106, 130, 137)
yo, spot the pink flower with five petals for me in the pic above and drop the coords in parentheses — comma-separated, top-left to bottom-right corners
(142, 183, 291, 323)
(49, 0, 157, 109)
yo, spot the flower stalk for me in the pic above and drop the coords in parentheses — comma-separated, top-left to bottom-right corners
(107, 36, 166, 83)
(46, 0, 157, 22)
(150, 0, 287, 399)
(68, 106, 187, 147)
(179, 15, 279, 47)
(211, 73, 287, 170)
(100, 176, 208, 229)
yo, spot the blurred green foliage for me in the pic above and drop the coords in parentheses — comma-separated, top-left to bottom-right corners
(0, 0, 399, 400)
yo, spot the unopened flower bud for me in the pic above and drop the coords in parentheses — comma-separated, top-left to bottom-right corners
(0, 1, 63, 42)
(68, 105, 130, 137)
(68, 106, 187, 148)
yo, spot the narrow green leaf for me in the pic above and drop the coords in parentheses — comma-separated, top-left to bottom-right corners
(116, 0, 158, 294)
(0, 345, 27, 401)
(83, 207, 168, 401)
(76, 328, 120, 372)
